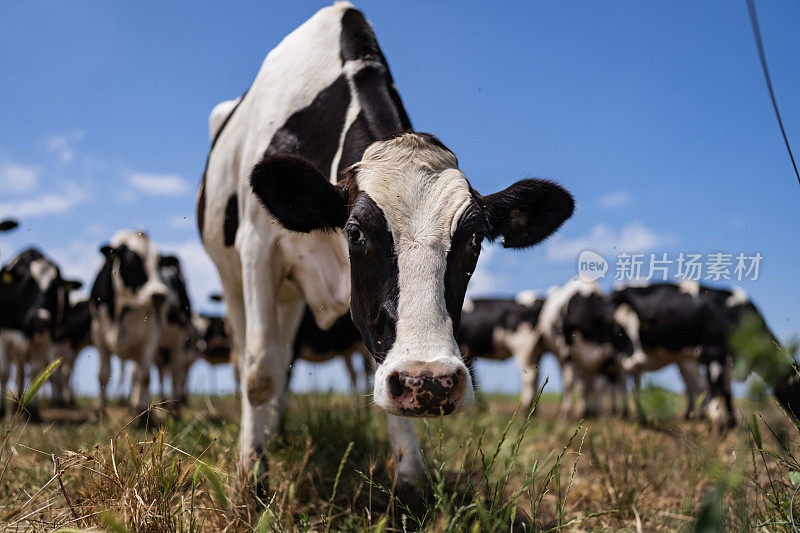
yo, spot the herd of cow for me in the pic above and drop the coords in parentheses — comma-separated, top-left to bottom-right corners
(1, 3, 797, 502)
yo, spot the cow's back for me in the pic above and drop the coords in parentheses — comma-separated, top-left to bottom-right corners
(199, 3, 408, 254)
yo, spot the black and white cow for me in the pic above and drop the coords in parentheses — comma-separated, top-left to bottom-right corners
(153, 254, 193, 406)
(293, 306, 371, 394)
(90, 230, 181, 412)
(192, 313, 233, 366)
(457, 295, 545, 411)
(0, 248, 80, 419)
(199, 4, 574, 495)
(611, 281, 793, 426)
(536, 280, 645, 418)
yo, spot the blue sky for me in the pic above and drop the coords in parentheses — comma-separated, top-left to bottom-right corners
(0, 1, 797, 396)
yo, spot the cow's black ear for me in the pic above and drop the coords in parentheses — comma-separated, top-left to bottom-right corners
(100, 244, 115, 259)
(480, 179, 574, 248)
(249, 155, 348, 233)
(1, 268, 14, 285)
(159, 255, 180, 268)
(64, 279, 83, 292)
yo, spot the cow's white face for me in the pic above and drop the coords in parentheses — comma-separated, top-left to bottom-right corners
(101, 231, 170, 314)
(251, 132, 574, 417)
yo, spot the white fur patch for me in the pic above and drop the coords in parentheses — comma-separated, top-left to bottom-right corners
(726, 287, 748, 307)
(208, 97, 241, 141)
(709, 361, 724, 382)
(357, 134, 472, 365)
(462, 298, 475, 313)
(515, 290, 539, 308)
(678, 280, 700, 297)
(29, 259, 57, 292)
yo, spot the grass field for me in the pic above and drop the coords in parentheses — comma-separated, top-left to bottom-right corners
(1, 385, 799, 532)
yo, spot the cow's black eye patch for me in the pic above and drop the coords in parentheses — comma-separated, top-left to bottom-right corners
(118, 246, 148, 290)
(344, 224, 366, 250)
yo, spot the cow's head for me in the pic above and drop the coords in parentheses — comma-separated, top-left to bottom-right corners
(0, 248, 81, 339)
(99, 230, 170, 312)
(251, 132, 574, 416)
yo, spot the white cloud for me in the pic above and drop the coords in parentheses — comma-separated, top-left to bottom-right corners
(546, 221, 672, 263)
(0, 184, 85, 219)
(0, 162, 40, 193)
(128, 172, 191, 196)
(46, 129, 85, 164)
(598, 190, 633, 209)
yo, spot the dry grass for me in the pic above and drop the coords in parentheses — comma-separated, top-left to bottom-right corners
(0, 387, 797, 532)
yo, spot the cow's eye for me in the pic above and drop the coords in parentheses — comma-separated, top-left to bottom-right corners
(344, 224, 366, 248)
(469, 232, 484, 253)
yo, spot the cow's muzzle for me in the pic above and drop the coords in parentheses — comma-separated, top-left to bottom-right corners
(379, 358, 471, 417)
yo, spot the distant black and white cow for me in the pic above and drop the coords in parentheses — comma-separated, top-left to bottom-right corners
(611, 281, 794, 426)
(293, 306, 371, 394)
(199, 3, 574, 495)
(192, 313, 232, 367)
(536, 280, 645, 418)
(192, 307, 369, 398)
(457, 295, 545, 411)
(90, 230, 183, 412)
(153, 254, 193, 406)
(0, 248, 80, 419)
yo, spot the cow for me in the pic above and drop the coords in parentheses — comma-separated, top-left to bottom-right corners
(293, 306, 371, 394)
(611, 281, 795, 427)
(535, 280, 646, 418)
(153, 254, 193, 406)
(51, 298, 92, 407)
(0, 248, 80, 419)
(457, 295, 545, 412)
(200, 3, 574, 497)
(90, 230, 180, 413)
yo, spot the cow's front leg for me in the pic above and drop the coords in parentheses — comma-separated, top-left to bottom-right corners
(514, 344, 542, 414)
(238, 243, 289, 497)
(170, 340, 188, 408)
(386, 414, 425, 503)
(131, 324, 161, 412)
(678, 359, 705, 419)
(0, 339, 9, 419)
(96, 345, 111, 412)
(557, 359, 575, 419)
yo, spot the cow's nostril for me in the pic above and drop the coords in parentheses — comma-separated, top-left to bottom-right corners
(387, 372, 405, 399)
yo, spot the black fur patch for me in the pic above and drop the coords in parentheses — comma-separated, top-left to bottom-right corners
(293, 306, 363, 360)
(346, 193, 398, 364)
(263, 75, 351, 179)
(118, 246, 148, 290)
(224, 193, 238, 247)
